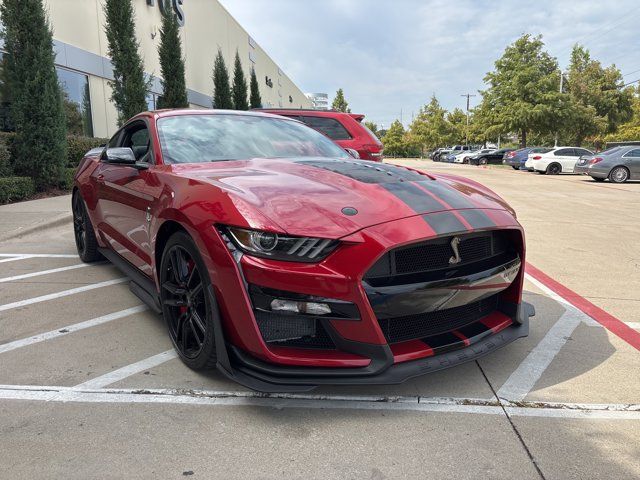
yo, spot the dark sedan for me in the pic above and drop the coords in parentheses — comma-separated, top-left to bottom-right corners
(469, 148, 516, 165)
(575, 145, 640, 183)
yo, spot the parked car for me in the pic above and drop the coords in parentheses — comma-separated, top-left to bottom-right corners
(469, 148, 515, 165)
(452, 150, 477, 163)
(504, 147, 552, 170)
(528, 147, 594, 174)
(575, 145, 640, 183)
(257, 108, 383, 161)
(72, 109, 532, 391)
(459, 148, 494, 164)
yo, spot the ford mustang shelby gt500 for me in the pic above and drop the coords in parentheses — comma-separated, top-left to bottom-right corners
(73, 110, 534, 392)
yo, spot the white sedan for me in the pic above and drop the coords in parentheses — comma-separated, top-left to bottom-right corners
(454, 149, 494, 164)
(525, 147, 594, 174)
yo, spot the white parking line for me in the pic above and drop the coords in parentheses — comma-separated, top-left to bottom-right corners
(0, 306, 148, 355)
(75, 349, 177, 389)
(0, 256, 29, 264)
(0, 278, 127, 312)
(0, 384, 638, 420)
(0, 263, 91, 283)
(496, 307, 583, 402)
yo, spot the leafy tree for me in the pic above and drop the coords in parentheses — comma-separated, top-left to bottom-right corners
(103, 0, 150, 125)
(249, 67, 262, 109)
(382, 120, 406, 157)
(408, 96, 452, 154)
(331, 88, 351, 113)
(64, 95, 84, 136)
(212, 49, 232, 109)
(482, 34, 567, 147)
(156, 7, 188, 109)
(446, 108, 468, 144)
(563, 45, 634, 145)
(363, 121, 381, 139)
(0, 0, 67, 189)
(605, 85, 640, 142)
(231, 51, 249, 110)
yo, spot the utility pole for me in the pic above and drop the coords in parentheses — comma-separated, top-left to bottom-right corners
(554, 71, 565, 147)
(461, 93, 476, 146)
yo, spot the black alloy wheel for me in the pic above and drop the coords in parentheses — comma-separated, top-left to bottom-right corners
(160, 232, 217, 370)
(72, 193, 101, 262)
(546, 163, 562, 175)
(609, 166, 629, 183)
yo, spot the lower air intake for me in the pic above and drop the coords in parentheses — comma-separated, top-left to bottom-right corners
(254, 311, 336, 349)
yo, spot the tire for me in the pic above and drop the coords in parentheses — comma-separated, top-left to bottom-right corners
(479, 158, 487, 165)
(72, 192, 101, 263)
(546, 163, 562, 175)
(511, 165, 519, 170)
(159, 231, 217, 370)
(591, 177, 605, 182)
(608, 166, 629, 183)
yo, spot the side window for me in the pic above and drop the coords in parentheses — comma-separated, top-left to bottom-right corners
(122, 123, 151, 161)
(575, 149, 591, 156)
(624, 149, 640, 157)
(107, 131, 121, 148)
(554, 148, 571, 156)
(300, 116, 352, 140)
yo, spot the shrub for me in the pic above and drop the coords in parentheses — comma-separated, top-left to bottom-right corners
(67, 135, 107, 168)
(0, 143, 12, 177)
(58, 167, 76, 191)
(0, 176, 35, 204)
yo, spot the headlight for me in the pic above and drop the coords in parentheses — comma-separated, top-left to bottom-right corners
(221, 226, 339, 262)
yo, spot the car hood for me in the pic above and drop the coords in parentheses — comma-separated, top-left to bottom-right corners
(172, 158, 512, 238)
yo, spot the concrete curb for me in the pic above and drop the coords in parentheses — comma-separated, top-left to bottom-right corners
(0, 212, 73, 243)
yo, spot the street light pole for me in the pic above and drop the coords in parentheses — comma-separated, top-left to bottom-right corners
(461, 93, 476, 146)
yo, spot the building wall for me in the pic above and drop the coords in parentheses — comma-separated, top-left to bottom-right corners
(2, 0, 311, 138)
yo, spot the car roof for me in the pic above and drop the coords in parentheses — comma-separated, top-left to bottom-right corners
(255, 108, 365, 121)
(148, 109, 291, 121)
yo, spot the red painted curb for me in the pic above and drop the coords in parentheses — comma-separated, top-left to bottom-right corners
(525, 262, 640, 351)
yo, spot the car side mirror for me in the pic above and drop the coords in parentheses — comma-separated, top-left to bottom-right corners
(104, 148, 149, 170)
(344, 148, 360, 159)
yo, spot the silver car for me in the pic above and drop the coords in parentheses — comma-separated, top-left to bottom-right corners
(575, 145, 640, 183)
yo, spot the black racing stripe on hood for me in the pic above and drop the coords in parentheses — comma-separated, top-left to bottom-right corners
(457, 209, 495, 230)
(414, 180, 475, 209)
(296, 159, 425, 184)
(382, 181, 447, 213)
(421, 212, 467, 235)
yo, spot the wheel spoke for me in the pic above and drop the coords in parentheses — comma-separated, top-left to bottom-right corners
(190, 281, 203, 300)
(162, 281, 186, 296)
(191, 310, 206, 336)
(188, 318, 203, 347)
(163, 298, 186, 307)
(176, 312, 188, 350)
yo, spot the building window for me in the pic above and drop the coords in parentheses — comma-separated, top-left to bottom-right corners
(248, 50, 256, 64)
(56, 67, 93, 137)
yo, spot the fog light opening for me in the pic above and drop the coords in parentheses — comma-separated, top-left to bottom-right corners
(270, 299, 332, 316)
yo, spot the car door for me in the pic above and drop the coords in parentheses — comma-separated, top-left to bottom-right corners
(623, 148, 640, 178)
(552, 148, 575, 172)
(90, 120, 160, 275)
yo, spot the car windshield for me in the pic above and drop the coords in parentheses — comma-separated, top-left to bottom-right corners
(157, 114, 350, 164)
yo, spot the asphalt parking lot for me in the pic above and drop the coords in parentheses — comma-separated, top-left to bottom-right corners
(0, 162, 639, 479)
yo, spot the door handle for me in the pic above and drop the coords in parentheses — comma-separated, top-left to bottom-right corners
(97, 174, 105, 183)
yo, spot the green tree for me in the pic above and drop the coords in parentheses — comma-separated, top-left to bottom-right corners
(249, 67, 262, 109)
(605, 85, 640, 142)
(156, 7, 188, 109)
(231, 51, 249, 110)
(363, 121, 381, 139)
(446, 108, 468, 144)
(382, 120, 406, 157)
(212, 49, 232, 109)
(482, 34, 567, 147)
(408, 95, 452, 154)
(331, 88, 351, 112)
(103, 0, 150, 125)
(0, 0, 67, 189)
(563, 45, 634, 146)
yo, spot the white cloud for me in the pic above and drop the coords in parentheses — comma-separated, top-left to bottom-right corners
(221, 0, 640, 127)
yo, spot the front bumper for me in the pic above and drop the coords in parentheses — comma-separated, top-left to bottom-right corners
(209, 211, 529, 391)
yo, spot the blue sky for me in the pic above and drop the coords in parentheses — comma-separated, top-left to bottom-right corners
(221, 0, 640, 129)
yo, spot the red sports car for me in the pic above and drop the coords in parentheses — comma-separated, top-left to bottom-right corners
(73, 109, 533, 392)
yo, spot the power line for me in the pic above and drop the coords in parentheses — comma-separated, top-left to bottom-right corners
(622, 67, 640, 78)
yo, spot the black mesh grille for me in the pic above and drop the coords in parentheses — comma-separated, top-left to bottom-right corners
(254, 311, 336, 350)
(377, 295, 499, 344)
(366, 231, 509, 280)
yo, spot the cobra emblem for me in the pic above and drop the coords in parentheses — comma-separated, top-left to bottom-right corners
(449, 236, 462, 265)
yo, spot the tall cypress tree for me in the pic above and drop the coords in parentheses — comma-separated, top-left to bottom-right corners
(103, 0, 150, 125)
(0, 0, 67, 190)
(212, 49, 232, 109)
(231, 51, 249, 110)
(249, 67, 262, 109)
(156, 8, 188, 109)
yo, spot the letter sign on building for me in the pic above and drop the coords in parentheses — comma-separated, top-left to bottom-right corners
(146, 0, 185, 26)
